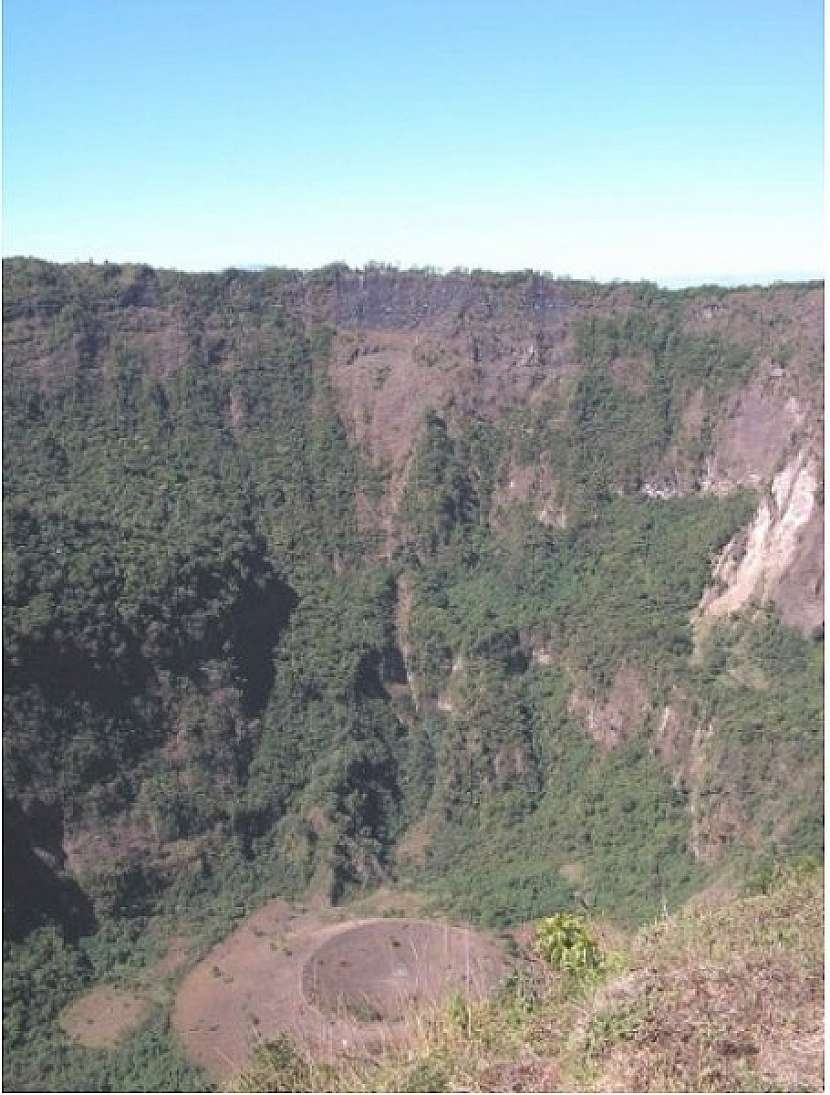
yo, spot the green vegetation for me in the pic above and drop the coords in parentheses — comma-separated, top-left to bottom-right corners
(2, 926, 208, 1092)
(535, 913, 603, 974)
(689, 610, 824, 863)
(2, 259, 822, 1091)
(238, 1035, 329, 1093)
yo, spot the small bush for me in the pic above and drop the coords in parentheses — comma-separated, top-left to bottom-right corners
(584, 1000, 647, 1055)
(399, 1058, 450, 1092)
(238, 1034, 314, 1092)
(535, 913, 603, 973)
(743, 855, 822, 896)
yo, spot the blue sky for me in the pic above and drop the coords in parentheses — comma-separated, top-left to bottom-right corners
(2, 0, 823, 283)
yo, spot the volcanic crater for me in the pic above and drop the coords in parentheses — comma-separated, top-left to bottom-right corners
(172, 900, 509, 1083)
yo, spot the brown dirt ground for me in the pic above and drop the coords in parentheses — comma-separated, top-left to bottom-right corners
(150, 933, 192, 978)
(59, 986, 151, 1049)
(172, 901, 509, 1085)
(57, 933, 194, 1048)
(303, 919, 506, 1021)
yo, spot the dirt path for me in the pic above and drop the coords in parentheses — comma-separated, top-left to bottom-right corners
(172, 901, 509, 1084)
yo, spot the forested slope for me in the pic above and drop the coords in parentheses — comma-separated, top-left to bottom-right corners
(2, 259, 823, 1089)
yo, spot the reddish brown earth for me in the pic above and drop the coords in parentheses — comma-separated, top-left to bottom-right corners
(57, 933, 194, 1049)
(171, 901, 509, 1084)
(59, 986, 150, 1049)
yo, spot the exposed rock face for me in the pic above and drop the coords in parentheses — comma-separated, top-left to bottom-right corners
(654, 702, 751, 863)
(318, 276, 823, 636)
(773, 506, 824, 635)
(6, 262, 820, 636)
(492, 460, 566, 529)
(697, 447, 822, 636)
(568, 666, 652, 751)
(394, 573, 420, 711)
(323, 272, 588, 472)
(701, 387, 808, 494)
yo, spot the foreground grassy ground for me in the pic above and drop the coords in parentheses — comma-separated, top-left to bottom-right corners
(237, 862, 823, 1093)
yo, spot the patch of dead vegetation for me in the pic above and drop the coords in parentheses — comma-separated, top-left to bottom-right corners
(577, 867, 824, 1092)
(394, 817, 438, 869)
(586, 957, 822, 1092)
(477, 1055, 561, 1092)
(329, 329, 471, 469)
(491, 459, 566, 531)
(682, 287, 823, 405)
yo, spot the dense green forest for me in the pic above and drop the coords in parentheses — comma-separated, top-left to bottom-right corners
(2, 259, 822, 1090)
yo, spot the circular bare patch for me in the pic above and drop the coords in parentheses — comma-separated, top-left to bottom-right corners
(172, 903, 510, 1084)
(302, 919, 506, 1022)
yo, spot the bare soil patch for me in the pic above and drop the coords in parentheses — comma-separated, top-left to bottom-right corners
(57, 934, 194, 1048)
(172, 901, 509, 1084)
(303, 919, 505, 1021)
(151, 933, 192, 978)
(59, 986, 150, 1049)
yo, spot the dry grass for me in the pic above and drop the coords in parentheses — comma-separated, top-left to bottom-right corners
(577, 864, 824, 1093)
(233, 864, 823, 1093)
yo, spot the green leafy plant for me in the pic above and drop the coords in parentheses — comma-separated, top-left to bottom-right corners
(535, 912, 603, 973)
(498, 966, 543, 1022)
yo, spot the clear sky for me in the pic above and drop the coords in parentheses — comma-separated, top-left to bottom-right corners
(2, 0, 824, 284)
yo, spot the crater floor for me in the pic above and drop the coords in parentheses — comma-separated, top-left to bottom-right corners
(172, 901, 509, 1084)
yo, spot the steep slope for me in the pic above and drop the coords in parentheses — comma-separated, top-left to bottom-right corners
(2, 258, 823, 1089)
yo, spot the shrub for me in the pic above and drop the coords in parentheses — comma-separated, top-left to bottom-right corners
(238, 1034, 315, 1092)
(535, 912, 603, 973)
(399, 1058, 450, 1092)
